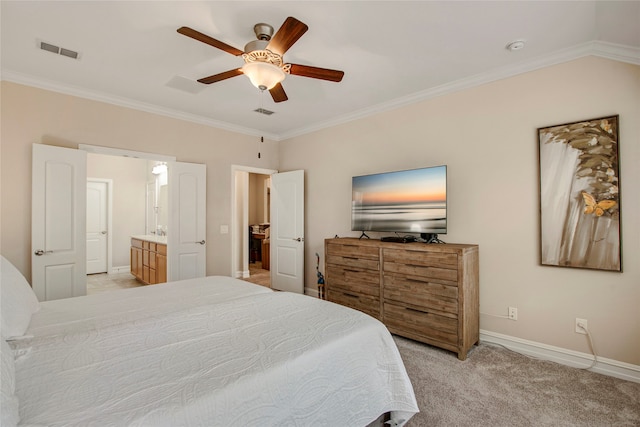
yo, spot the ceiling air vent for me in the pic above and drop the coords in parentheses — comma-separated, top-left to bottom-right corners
(40, 41, 59, 54)
(60, 48, 79, 59)
(254, 108, 274, 116)
(39, 40, 80, 60)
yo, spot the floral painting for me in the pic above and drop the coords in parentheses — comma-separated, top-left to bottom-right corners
(538, 115, 621, 271)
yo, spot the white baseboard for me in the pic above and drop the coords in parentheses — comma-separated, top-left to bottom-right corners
(480, 329, 640, 383)
(235, 270, 250, 279)
(109, 266, 130, 274)
(304, 286, 320, 297)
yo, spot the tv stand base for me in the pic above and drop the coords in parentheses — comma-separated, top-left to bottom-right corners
(421, 233, 443, 243)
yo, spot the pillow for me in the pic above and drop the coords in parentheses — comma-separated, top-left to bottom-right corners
(1, 256, 40, 339)
(1, 338, 20, 426)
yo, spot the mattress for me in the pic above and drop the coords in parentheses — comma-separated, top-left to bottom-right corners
(13, 290, 418, 426)
(24, 275, 272, 338)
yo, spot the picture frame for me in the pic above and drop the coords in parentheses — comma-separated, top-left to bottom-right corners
(538, 115, 621, 272)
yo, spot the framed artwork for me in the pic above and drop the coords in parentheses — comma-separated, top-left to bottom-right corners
(538, 115, 621, 272)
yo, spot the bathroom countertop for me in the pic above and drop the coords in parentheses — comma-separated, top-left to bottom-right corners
(131, 235, 167, 244)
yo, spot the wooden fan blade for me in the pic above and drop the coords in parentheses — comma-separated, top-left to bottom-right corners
(269, 83, 288, 103)
(177, 26, 244, 56)
(267, 17, 308, 56)
(289, 64, 344, 82)
(197, 68, 243, 84)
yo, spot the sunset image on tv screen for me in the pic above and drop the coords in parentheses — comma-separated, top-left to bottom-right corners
(351, 165, 446, 233)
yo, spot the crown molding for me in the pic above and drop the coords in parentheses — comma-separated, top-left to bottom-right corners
(2, 41, 638, 142)
(279, 41, 640, 140)
(0, 70, 280, 141)
(590, 40, 640, 66)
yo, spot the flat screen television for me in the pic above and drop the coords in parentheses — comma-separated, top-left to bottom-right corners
(351, 165, 447, 239)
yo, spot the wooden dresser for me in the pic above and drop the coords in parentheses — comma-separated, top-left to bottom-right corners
(131, 237, 167, 285)
(325, 238, 479, 360)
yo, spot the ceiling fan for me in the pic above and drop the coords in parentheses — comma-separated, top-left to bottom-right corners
(177, 17, 344, 103)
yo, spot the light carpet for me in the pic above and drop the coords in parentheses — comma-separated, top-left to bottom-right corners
(394, 336, 640, 426)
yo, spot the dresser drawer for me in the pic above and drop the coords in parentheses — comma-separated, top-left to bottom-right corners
(326, 243, 379, 271)
(384, 248, 458, 268)
(384, 274, 458, 316)
(327, 289, 380, 319)
(326, 255, 379, 271)
(326, 266, 380, 297)
(327, 242, 379, 259)
(383, 302, 458, 346)
(384, 262, 458, 283)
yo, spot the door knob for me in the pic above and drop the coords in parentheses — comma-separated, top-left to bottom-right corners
(34, 250, 52, 256)
(293, 237, 304, 242)
(197, 240, 206, 245)
(101, 231, 107, 235)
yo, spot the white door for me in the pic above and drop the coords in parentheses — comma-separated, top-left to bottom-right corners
(86, 180, 108, 274)
(32, 144, 87, 301)
(270, 170, 304, 293)
(168, 161, 206, 281)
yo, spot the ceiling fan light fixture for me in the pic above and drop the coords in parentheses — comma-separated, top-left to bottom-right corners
(178, 17, 342, 102)
(242, 61, 286, 90)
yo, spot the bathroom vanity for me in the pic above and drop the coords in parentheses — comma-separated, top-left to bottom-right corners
(131, 235, 167, 285)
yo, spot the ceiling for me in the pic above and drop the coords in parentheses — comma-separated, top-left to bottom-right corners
(2, 1, 639, 140)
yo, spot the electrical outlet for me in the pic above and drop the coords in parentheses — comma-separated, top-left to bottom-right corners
(575, 318, 588, 334)
(508, 307, 518, 320)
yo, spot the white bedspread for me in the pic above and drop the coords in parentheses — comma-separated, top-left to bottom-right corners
(25, 275, 272, 338)
(13, 286, 418, 426)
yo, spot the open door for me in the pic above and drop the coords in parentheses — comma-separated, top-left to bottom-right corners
(270, 170, 304, 293)
(32, 144, 87, 301)
(168, 161, 206, 281)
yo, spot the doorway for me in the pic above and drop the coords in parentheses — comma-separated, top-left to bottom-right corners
(86, 153, 150, 275)
(231, 165, 276, 287)
(231, 167, 305, 293)
(32, 143, 209, 301)
(247, 173, 271, 287)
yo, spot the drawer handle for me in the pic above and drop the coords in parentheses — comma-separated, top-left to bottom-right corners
(405, 277, 426, 284)
(342, 293, 360, 299)
(405, 307, 429, 315)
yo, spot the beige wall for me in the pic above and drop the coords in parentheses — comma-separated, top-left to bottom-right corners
(0, 81, 279, 280)
(278, 56, 640, 365)
(249, 173, 270, 225)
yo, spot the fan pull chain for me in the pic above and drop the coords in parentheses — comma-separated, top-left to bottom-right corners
(258, 89, 264, 159)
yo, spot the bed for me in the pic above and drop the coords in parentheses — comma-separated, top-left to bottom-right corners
(1, 256, 418, 426)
